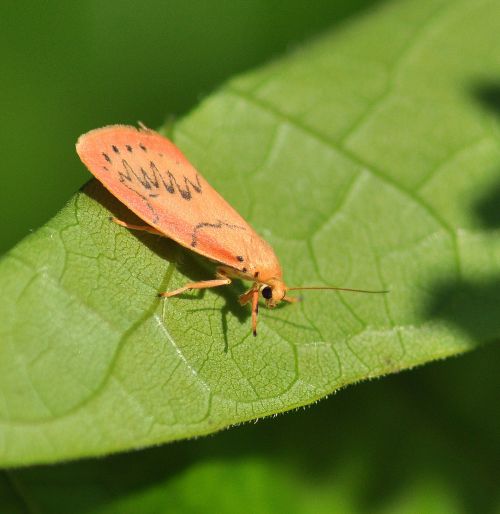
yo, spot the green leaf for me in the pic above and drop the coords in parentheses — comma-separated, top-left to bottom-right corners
(4, 345, 500, 513)
(1, 0, 500, 467)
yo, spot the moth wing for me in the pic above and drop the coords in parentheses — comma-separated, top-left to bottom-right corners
(76, 125, 258, 271)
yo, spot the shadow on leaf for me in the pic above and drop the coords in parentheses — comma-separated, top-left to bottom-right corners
(472, 172, 500, 229)
(473, 82, 500, 117)
(424, 278, 500, 343)
(422, 85, 500, 339)
(471, 82, 500, 228)
(83, 180, 251, 345)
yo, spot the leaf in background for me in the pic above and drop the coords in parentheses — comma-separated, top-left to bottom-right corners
(1, 0, 500, 466)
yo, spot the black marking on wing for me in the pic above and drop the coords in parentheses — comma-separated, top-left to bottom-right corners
(112, 145, 120, 154)
(126, 144, 133, 152)
(118, 159, 133, 182)
(159, 170, 202, 200)
(119, 159, 159, 190)
(103, 152, 111, 163)
(116, 159, 202, 202)
(191, 220, 246, 248)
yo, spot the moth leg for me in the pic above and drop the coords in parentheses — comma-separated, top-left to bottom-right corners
(239, 286, 261, 335)
(110, 217, 163, 236)
(251, 289, 259, 337)
(159, 277, 231, 298)
(239, 287, 257, 306)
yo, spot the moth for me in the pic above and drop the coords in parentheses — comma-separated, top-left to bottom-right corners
(77, 125, 385, 336)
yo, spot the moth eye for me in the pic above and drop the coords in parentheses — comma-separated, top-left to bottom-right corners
(261, 286, 272, 300)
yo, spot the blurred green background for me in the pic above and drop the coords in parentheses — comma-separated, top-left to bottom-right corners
(1, 1, 499, 513)
(0, 0, 373, 255)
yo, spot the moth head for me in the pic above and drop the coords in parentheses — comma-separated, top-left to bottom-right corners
(260, 278, 290, 307)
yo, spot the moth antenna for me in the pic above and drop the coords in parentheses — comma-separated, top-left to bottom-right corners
(287, 286, 389, 294)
